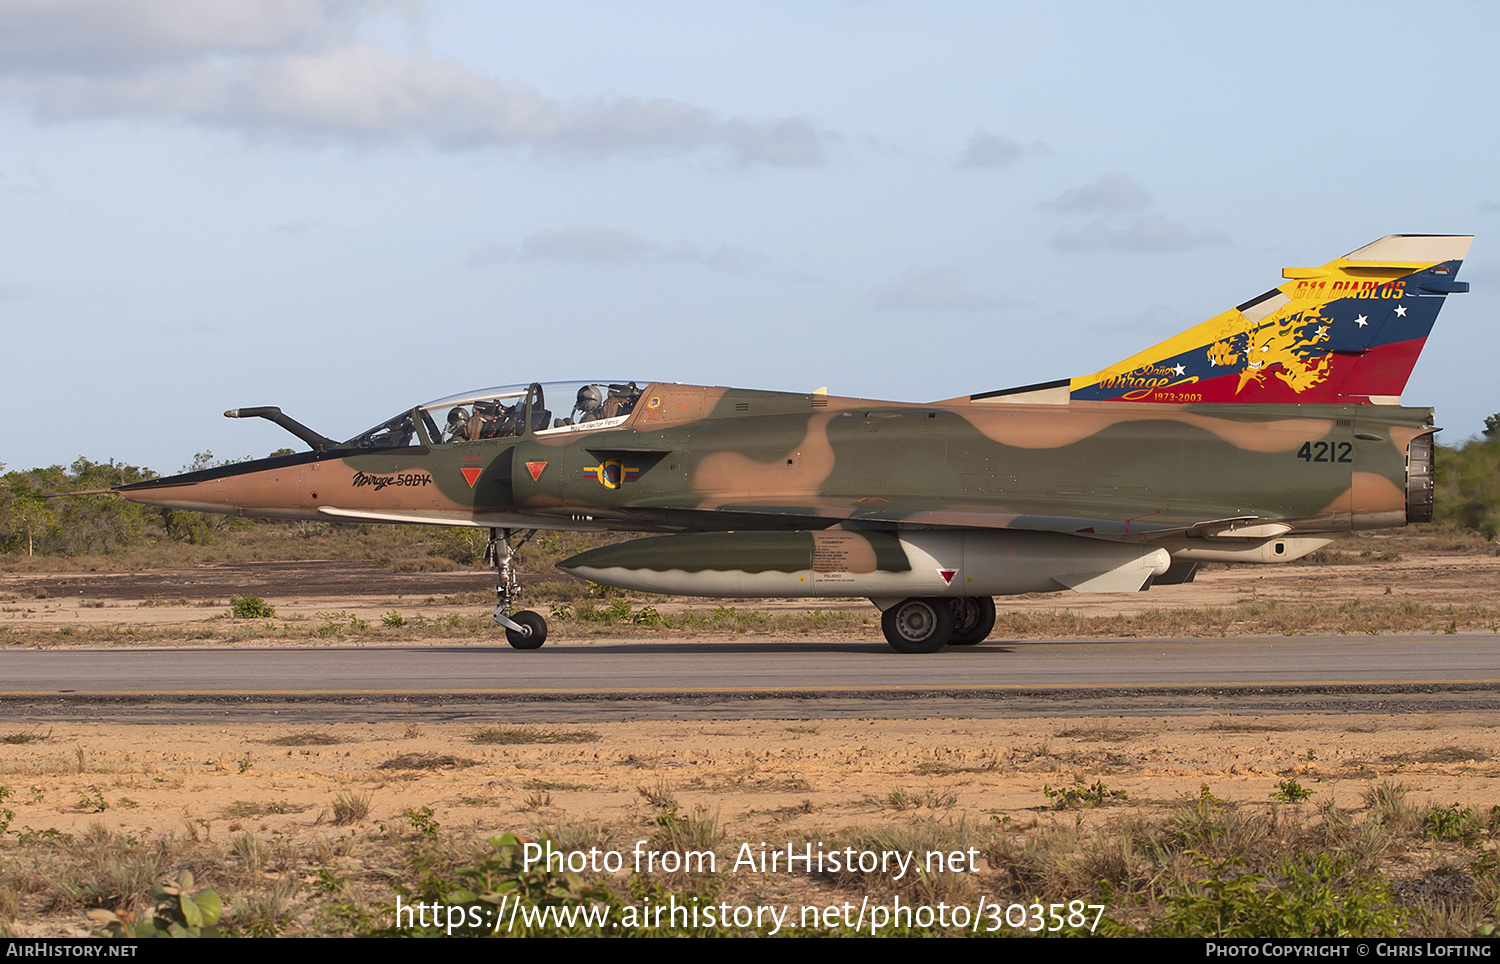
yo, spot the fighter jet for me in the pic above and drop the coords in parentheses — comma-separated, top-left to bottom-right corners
(116, 235, 1471, 652)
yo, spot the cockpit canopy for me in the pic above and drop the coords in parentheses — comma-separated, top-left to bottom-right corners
(344, 381, 649, 449)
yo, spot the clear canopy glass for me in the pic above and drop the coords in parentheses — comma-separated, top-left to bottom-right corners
(343, 381, 650, 448)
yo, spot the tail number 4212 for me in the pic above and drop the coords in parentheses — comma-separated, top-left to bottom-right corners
(1296, 441, 1353, 463)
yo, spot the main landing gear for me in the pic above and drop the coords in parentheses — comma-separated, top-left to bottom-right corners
(879, 596, 997, 653)
(487, 527, 548, 649)
(948, 596, 997, 646)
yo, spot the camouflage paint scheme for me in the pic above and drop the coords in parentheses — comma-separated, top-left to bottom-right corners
(117, 236, 1470, 652)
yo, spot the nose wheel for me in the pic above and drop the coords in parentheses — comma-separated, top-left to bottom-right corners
(502, 609, 547, 650)
(487, 527, 548, 649)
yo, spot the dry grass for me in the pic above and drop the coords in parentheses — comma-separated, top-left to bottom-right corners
(0, 523, 642, 574)
(6, 800, 1482, 937)
(329, 790, 371, 826)
(471, 726, 600, 746)
(263, 732, 347, 747)
(223, 800, 312, 819)
(376, 753, 475, 771)
(1055, 727, 1144, 742)
(1, 729, 50, 745)
(1208, 720, 1293, 733)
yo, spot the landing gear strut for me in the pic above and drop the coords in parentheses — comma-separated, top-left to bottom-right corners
(487, 527, 547, 649)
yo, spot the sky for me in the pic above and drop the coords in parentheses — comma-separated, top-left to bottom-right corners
(2, 0, 1497, 474)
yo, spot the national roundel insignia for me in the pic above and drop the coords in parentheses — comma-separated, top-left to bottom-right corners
(584, 460, 641, 489)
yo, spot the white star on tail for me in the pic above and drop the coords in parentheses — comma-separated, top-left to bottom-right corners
(1354, 314, 1368, 327)
(1394, 304, 1407, 318)
(1173, 364, 1185, 376)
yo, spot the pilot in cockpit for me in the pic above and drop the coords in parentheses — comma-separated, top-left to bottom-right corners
(572, 385, 605, 423)
(600, 381, 641, 419)
(443, 407, 470, 443)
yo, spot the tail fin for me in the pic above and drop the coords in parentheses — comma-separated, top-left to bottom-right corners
(1069, 235, 1472, 404)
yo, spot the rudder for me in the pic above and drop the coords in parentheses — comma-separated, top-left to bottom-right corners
(1069, 235, 1472, 405)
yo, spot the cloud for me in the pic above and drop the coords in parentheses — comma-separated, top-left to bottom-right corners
(1041, 174, 1222, 254)
(0, 282, 37, 303)
(520, 225, 656, 264)
(478, 226, 765, 271)
(1050, 216, 1228, 254)
(722, 116, 825, 167)
(1043, 173, 1151, 213)
(1479, 199, 1500, 214)
(0, 0, 828, 165)
(0, 0, 356, 73)
(871, 267, 1007, 313)
(662, 241, 767, 272)
(956, 130, 1021, 169)
(0, 165, 47, 195)
(465, 241, 515, 268)
(955, 130, 1048, 169)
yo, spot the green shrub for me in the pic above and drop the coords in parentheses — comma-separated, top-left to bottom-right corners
(1044, 780, 1127, 810)
(630, 605, 666, 627)
(1143, 854, 1402, 938)
(1423, 803, 1477, 843)
(1272, 779, 1313, 804)
(391, 833, 614, 937)
(1435, 436, 1500, 538)
(428, 526, 485, 565)
(87, 873, 223, 938)
(228, 596, 275, 619)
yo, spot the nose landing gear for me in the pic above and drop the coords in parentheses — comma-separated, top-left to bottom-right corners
(487, 527, 548, 649)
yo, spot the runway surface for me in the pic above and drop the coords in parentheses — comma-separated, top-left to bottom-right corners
(2, 634, 1497, 722)
(7, 633, 1500, 693)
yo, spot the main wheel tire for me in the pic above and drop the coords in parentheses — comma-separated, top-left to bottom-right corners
(948, 596, 997, 645)
(881, 597, 955, 653)
(505, 610, 548, 650)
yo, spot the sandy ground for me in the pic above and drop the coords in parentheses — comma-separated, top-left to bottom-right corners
(2, 713, 1496, 848)
(0, 710, 1492, 937)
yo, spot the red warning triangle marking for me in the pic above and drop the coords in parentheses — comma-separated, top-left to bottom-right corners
(460, 467, 482, 488)
(938, 569, 956, 585)
(525, 461, 547, 481)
